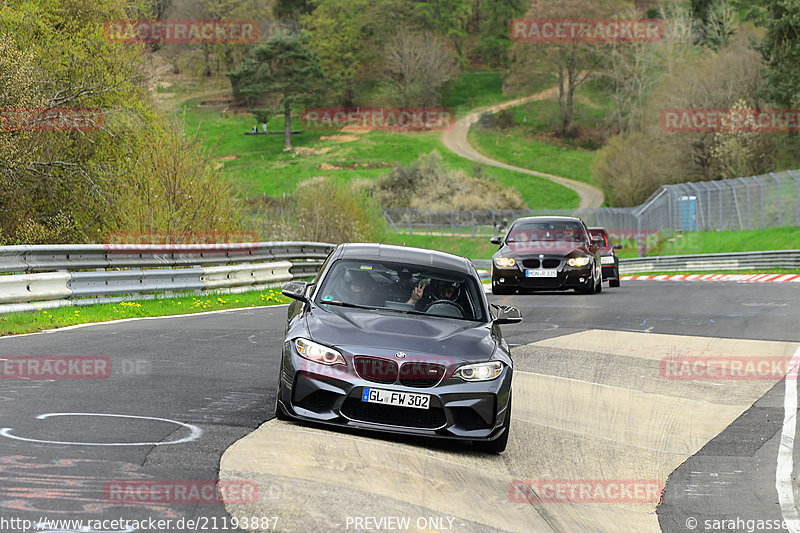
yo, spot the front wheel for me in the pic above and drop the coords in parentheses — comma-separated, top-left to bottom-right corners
(610, 267, 621, 287)
(473, 393, 511, 453)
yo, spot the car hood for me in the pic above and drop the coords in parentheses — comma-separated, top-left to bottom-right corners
(498, 240, 589, 256)
(304, 304, 497, 363)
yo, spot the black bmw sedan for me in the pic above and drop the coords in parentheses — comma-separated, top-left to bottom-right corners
(491, 216, 603, 295)
(276, 243, 522, 453)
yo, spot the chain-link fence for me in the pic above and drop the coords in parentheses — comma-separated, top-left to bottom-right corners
(384, 169, 800, 236)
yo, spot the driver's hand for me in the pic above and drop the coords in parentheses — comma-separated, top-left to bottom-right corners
(408, 280, 428, 304)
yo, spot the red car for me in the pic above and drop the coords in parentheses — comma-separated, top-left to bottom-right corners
(588, 227, 622, 287)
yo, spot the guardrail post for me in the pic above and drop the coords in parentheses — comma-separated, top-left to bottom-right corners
(753, 175, 765, 229)
(470, 211, 476, 238)
(789, 170, 800, 226)
(770, 173, 783, 227)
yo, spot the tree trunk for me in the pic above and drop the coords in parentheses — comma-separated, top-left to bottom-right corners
(557, 61, 568, 131)
(284, 101, 292, 150)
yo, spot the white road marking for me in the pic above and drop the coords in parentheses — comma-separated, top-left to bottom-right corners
(0, 413, 202, 446)
(777, 346, 800, 532)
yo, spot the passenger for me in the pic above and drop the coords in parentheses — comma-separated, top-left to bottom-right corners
(342, 269, 383, 307)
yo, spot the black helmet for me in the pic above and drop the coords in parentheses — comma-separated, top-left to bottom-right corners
(432, 279, 459, 299)
(344, 269, 373, 288)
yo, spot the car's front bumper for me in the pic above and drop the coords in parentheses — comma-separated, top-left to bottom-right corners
(277, 346, 512, 442)
(492, 263, 594, 291)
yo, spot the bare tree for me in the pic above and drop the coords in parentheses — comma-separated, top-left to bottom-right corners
(385, 29, 460, 108)
(509, 0, 622, 134)
(603, 3, 694, 134)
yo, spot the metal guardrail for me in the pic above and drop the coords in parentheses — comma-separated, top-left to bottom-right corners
(0, 242, 334, 314)
(618, 250, 800, 274)
(474, 250, 800, 275)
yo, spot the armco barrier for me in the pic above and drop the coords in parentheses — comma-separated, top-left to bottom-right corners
(618, 249, 800, 274)
(0, 242, 334, 314)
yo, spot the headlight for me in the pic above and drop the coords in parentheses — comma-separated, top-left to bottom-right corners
(601, 256, 615, 265)
(567, 256, 591, 267)
(494, 257, 516, 267)
(453, 361, 503, 381)
(295, 338, 345, 365)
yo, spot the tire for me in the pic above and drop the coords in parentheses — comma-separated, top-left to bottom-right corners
(610, 267, 621, 287)
(595, 270, 602, 293)
(474, 393, 511, 454)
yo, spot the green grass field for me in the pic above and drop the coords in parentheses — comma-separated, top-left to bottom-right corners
(179, 104, 578, 208)
(468, 130, 597, 185)
(171, 69, 579, 208)
(466, 79, 610, 187)
(0, 289, 290, 337)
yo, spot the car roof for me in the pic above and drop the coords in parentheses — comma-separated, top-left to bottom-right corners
(511, 216, 585, 225)
(588, 227, 608, 233)
(333, 243, 474, 275)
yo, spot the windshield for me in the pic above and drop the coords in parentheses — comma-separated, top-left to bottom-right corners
(589, 229, 609, 247)
(314, 259, 487, 322)
(507, 221, 586, 243)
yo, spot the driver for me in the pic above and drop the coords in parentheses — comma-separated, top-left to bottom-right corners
(407, 279, 459, 309)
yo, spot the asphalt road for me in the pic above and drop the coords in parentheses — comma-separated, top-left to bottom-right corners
(0, 280, 798, 532)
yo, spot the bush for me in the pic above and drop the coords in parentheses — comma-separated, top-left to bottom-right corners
(105, 117, 241, 239)
(370, 151, 526, 210)
(496, 109, 516, 129)
(271, 177, 383, 244)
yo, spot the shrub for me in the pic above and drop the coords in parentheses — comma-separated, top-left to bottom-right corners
(270, 177, 383, 243)
(371, 151, 526, 210)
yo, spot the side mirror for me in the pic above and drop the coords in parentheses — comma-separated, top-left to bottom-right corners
(613, 244, 623, 250)
(282, 281, 310, 302)
(490, 236, 502, 245)
(491, 304, 523, 325)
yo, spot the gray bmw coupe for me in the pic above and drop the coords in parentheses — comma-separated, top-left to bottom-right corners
(276, 243, 522, 453)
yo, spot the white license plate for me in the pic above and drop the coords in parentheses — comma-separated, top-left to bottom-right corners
(361, 388, 430, 409)
(601, 256, 615, 265)
(525, 269, 558, 278)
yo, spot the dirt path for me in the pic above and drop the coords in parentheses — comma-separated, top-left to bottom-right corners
(441, 88, 605, 209)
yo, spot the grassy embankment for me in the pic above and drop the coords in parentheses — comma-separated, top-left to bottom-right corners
(0, 289, 290, 337)
(177, 71, 580, 208)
